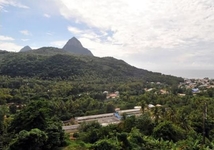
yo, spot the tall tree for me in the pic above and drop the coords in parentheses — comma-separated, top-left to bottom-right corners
(8, 100, 66, 149)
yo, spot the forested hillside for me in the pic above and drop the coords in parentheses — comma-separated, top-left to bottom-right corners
(0, 49, 183, 85)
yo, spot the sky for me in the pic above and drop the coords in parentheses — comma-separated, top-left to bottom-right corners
(1, 0, 214, 78)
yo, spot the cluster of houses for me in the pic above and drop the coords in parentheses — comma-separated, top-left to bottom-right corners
(144, 78, 214, 96)
(179, 78, 214, 93)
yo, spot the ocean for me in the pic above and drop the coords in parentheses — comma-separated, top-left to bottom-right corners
(157, 70, 214, 79)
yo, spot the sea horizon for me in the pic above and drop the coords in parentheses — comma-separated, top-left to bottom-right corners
(156, 70, 214, 79)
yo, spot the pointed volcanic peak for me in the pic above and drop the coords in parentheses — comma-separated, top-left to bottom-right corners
(20, 45, 32, 52)
(63, 37, 93, 56)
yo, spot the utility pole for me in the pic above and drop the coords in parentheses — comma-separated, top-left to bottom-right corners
(202, 102, 207, 145)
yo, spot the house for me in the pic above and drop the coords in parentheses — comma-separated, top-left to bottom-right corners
(160, 89, 168, 94)
(148, 104, 155, 108)
(192, 88, 200, 93)
(106, 91, 120, 99)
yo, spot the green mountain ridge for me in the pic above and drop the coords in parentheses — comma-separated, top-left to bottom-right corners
(0, 48, 183, 85)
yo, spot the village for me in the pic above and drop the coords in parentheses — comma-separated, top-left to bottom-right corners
(179, 78, 214, 93)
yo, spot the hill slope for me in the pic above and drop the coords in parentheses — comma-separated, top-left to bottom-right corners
(0, 50, 183, 85)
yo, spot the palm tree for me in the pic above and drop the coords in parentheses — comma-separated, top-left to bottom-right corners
(141, 100, 146, 114)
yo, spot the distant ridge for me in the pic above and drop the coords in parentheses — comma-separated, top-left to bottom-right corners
(20, 46, 32, 52)
(63, 37, 93, 56)
(0, 52, 184, 85)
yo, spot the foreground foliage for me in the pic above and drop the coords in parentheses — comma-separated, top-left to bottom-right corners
(1, 100, 66, 149)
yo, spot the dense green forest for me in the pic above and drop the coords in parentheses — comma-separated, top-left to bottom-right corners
(0, 49, 183, 84)
(1, 49, 214, 149)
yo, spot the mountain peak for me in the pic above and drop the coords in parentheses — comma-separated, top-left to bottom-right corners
(63, 37, 93, 56)
(20, 46, 32, 52)
(65, 37, 83, 48)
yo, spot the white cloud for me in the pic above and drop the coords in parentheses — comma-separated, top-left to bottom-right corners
(0, 35, 14, 41)
(0, 35, 22, 52)
(46, 32, 54, 36)
(55, 0, 214, 70)
(0, 41, 22, 52)
(78, 37, 125, 57)
(0, 7, 8, 12)
(0, 0, 29, 9)
(67, 26, 83, 34)
(21, 39, 29, 42)
(44, 13, 50, 18)
(1, 0, 214, 72)
(20, 30, 31, 36)
(68, 26, 103, 40)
